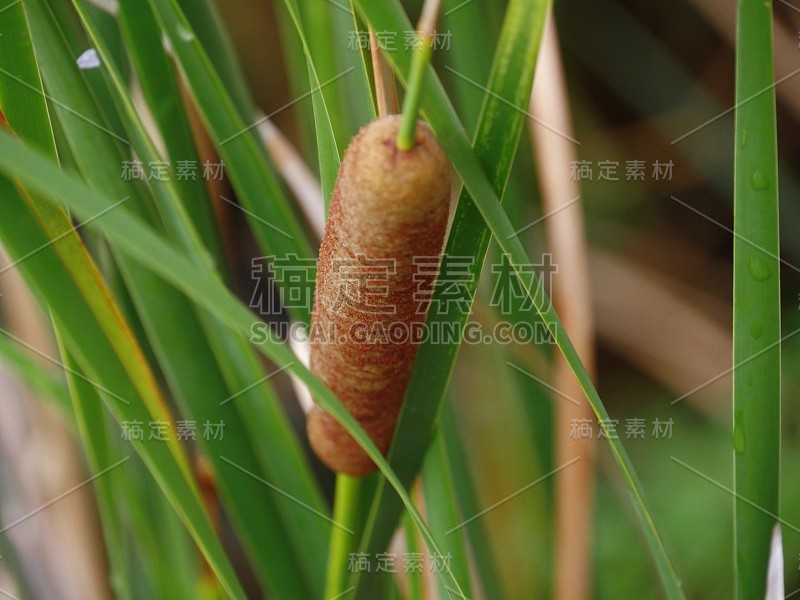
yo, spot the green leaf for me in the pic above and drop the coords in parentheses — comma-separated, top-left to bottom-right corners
(439, 399, 508, 598)
(732, 0, 781, 597)
(59, 344, 134, 600)
(0, 4, 246, 595)
(143, 0, 316, 325)
(116, 0, 224, 265)
(0, 127, 467, 598)
(281, 0, 344, 206)
(421, 430, 474, 599)
(0, 154, 246, 600)
(0, 329, 71, 415)
(67, 1, 331, 593)
(351, 0, 685, 597)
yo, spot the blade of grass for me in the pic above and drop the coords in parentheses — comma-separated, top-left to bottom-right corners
(440, 0, 503, 135)
(175, 0, 256, 119)
(122, 450, 200, 598)
(348, 0, 549, 595)
(0, 330, 71, 415)
(421, 429, 474, 599)
(40, 0, 129, 145)
(733, 0, 781, 597)
(0, 159, 246, 600)
(352, 1, 685, 597)
(71, 2, 331, 594)
(439, 398, 507, 598)
(338, 2, 377, 126)
(78, 3, 329, 596)
(296, 0, 350, 149)
(272, 0, 318, 166)
(0, 128, 468, 598)
(116, 0, 224, 266)
(59, 344, 134, 600)
(281, 0, 344, 206)
(143, 0, 316, 325)
(403, 510, 426, 600)
(0, 5, 245, 595)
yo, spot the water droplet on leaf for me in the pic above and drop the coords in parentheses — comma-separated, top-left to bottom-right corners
(750, 321, 764, 339)
(750, 171, 769, 190)
(747, 256, 771, 281)
(176, 23, 195, 42)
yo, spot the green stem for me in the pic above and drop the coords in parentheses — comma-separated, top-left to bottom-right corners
(325, 475, 363, 599)
(403, 511, 425, 600)
(396, 37, 433, 150)
(733, 0, 781, 598)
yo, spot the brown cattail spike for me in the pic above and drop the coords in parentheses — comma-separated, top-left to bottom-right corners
(307, 115, 450, 476)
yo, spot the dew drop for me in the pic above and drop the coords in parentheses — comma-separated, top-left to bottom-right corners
(749, 321, 764, 339)
(750, 171, 769, 190)
(176, 23, 195, 42)
(739, 129, 747, 148)
(747, 256, 771, 281)
(734, 410, 746, 453)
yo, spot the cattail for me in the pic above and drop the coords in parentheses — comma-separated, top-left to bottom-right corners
(307, 115, 450, 476)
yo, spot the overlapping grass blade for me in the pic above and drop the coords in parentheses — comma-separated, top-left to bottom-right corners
(732, 0, 781, 596)
(294, 0, 349, 150)
(176, 0, 256, 118)
(70, 3, 330, 594)
(0, 127, 246, 600)
(335, 2, 376, 128)
(0, 4, 245, 596)
(421, 431, 474, 599)
(281, 0, 343, 205)
(439, 399, 507, 597)
(143, 0, 316, 318)
(403, 511, 426, 600)
(0, 127, 468, 597)
(440, 0, 503, 135)
(352, 0, 685, 597)
(67, 1, 329, 593)
(59, 346, 134, 600)
(348, 0, 550, 595)
(0, 331, 71, 414)
(116, 0, 224, 264)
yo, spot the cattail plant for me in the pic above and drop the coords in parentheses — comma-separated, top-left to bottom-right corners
(307, 115, 450, 475)
(0, 0, 793, 597)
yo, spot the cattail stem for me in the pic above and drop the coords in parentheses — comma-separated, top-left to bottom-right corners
(324, 474, 362, 599)
(396, 39, 433, 150)
(323, 30, 404, 600)
(396, 0, 441, 150)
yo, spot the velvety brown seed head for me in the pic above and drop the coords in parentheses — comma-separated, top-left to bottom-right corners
(307, 115, 450, 476)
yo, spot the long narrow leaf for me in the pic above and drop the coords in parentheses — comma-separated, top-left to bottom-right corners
(0, 128, 467, 597)
(71, 2, 331, 594)
(0, 4, 245, 595)
(352, 0, 685, 596)
(733, 0, 781, 597)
